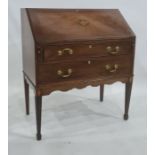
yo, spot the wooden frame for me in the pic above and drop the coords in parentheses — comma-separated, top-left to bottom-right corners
(21, 8, 135, 140)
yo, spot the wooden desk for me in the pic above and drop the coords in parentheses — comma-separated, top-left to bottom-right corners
(21, 8, 135, 140)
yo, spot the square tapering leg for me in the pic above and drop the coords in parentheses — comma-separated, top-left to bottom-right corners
(124, 81, 133, 120)
(35, 95, 42, 140)
(100, 85, 104, 102)
(24, 77, 30, 115)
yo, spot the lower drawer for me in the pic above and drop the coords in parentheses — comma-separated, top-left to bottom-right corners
(38, 55, 132, 84)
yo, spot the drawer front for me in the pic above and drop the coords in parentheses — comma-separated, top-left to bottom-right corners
(43, 41, 132, 62)
(38, 55, 132, 84)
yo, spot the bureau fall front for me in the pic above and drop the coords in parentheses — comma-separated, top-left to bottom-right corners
(21, 9, 135, 140)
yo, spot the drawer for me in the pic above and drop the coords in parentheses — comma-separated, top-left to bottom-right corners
(38, 55, 132, 84)
(43, 41, 132, 62)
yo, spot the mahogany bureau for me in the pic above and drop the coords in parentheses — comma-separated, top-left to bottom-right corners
(21, 8, 136, 140)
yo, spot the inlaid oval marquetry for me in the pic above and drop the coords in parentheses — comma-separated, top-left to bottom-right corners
(78, 19, 89, 26)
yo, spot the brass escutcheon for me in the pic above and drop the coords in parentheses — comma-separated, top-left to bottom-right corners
(89, 45, 92, 48)
(88, 60, 91, 64)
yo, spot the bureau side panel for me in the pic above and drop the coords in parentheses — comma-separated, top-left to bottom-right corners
(21, 9, 36, 85)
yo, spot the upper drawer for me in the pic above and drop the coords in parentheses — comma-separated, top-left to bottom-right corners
(42, 41, 133, 62)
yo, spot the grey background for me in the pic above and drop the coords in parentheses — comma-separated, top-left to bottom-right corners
(8, 0, 146, 155)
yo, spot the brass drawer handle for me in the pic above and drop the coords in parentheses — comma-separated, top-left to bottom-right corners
(105, 64, 119, 73)
(106, 46, 120, 55)
(57, 68, 72, 78)
(57, 48, 73, 56)
(63, 48, 73, 55)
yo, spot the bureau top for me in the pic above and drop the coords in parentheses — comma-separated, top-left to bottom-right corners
(25, 8, 135, 45)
